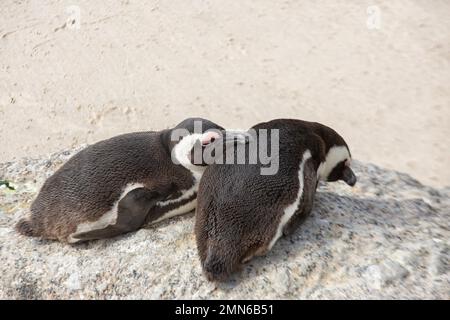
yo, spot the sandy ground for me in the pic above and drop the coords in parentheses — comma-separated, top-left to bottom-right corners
(1, 0, 449, 187)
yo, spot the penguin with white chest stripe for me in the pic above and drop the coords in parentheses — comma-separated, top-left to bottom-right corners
(195, 119, 356, 281)
(15, 118, 234, 243)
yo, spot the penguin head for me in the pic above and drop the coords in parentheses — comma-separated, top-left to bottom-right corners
(163, 118, 222, 171)
(316, 126, 357, 186)
(165, 118, 248, 173)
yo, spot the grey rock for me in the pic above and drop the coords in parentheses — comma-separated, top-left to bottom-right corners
(0, 150, 449, 299)
(429, 243, 449, 276)
(379, 260, 410, 286)
(65, 273, 82, 291)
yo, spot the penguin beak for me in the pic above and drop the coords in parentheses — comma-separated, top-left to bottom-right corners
(342, 166, 357, 186)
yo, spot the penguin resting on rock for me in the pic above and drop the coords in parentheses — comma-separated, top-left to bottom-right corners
(16, 118, 238, 243)
(195, 119, 357, 281)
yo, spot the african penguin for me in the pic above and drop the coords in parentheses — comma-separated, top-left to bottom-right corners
(194, 119, 356, 281)
(16, 118, 230, 243)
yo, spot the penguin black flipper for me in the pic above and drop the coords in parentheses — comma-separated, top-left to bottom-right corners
(282, 157, 318, 237)
(72, 188, 162, 241)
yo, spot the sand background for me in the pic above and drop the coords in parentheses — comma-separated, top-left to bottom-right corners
(1, 0, 449, 187)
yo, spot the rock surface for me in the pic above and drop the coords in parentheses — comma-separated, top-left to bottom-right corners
(0, 148, 449, 299)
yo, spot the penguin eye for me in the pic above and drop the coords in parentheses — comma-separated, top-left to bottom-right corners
(201, 131, 221, 145)
(203, 136, 216, 145)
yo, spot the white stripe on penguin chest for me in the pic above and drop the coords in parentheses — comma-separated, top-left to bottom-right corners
(148, 132, 206, 224)
(68, 182, 145, 243)
(150, 177, 200, 224)
(268, 150, 312, 250)
(67, 177, 200, 243)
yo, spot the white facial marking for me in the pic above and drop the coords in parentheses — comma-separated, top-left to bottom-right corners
(155, 132, 217, 225)
(172, 133, 207, 180)
(317, 145, 350, 181)
(68, 183, 144, 243)
(268, 150, 312, 250)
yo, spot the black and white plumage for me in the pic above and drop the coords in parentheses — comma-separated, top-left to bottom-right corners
(195, 119, 356, 281)
(16, 118, 226, 243)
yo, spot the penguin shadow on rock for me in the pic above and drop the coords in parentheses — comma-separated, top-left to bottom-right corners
(14, 117, 249, 245)
(212, 187, 441, 290)
(195, 119, 359, 283)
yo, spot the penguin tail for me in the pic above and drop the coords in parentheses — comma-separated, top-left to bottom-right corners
(202, 251, 231, 282)
(15, 218, 38, 237)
